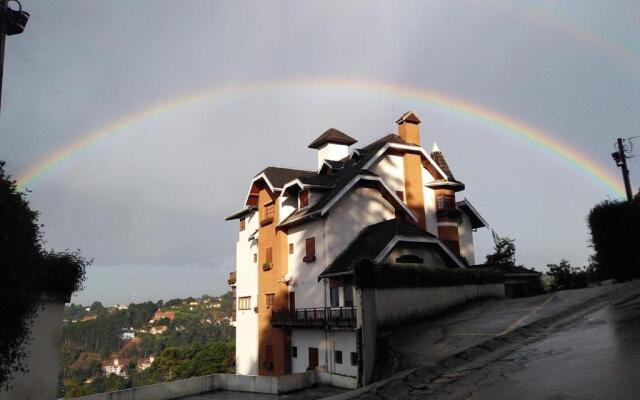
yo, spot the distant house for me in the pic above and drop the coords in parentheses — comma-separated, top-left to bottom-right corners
(137, 356, 155, 371)
(148, 310, 176, 324)
(115, 304, 129, 310)
(102, 356, 129, 378)
(120, 327, 135, 341)
(81, 315, 97, 322)
(149, 325, 168, 335)
(189, 301, 199, 306)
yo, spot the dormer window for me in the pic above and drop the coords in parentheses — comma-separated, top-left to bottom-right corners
(299, 189, 309, 208)
(260, 202, 275, 225)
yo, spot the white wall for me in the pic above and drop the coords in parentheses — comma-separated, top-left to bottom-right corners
(291, 329, 328, 373)
(328, 330, 358, 377)
(235, 211, 259, 375)
(458, 212, 475, 265)
(1, 299, 64, 400)
(317, 143, 349, 169)
(325, 187, 395, 263)
(371, 154, 405, 193)
(287, 220, 326, 309)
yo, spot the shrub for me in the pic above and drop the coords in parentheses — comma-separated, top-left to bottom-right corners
(588, 199, 640, 281)
(353, 259, 504, 289)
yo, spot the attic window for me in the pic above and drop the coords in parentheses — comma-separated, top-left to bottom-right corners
(396, 254, 424, 264)
(299, 189, 309, 208)
(240, 218, 246, 231)
(261, 202, 275, 225)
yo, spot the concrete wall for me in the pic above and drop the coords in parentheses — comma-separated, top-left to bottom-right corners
(1, 299, 65, 400)
(422, 167, 438, 236)
(373, 284, 505, 326)
(70, 371, 355, 400)
(234, 211, 259, 375)
(458, 211, 475, 265)
(371, 154, 405, 193)
(328, 330, 358, 377)
(357, 283, 504, 384)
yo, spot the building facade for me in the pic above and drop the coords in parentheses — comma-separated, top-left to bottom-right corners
(226, 112, 488, 383)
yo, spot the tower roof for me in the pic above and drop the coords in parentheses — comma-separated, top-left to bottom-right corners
(395, 111, 421, 125)
(430, 143, 455, 181)
(308, 128, 357, 149)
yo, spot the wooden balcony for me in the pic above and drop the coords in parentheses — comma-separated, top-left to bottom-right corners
(271, 306, 357, 329)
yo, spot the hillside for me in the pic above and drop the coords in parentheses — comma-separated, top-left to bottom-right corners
(59, 292, 234, 398)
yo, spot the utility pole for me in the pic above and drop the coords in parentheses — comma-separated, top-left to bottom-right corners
(0, 0, 29, 112)
(612, 138, 633, 201)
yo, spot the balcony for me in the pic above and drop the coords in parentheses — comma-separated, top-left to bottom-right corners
(271, 306, 357, 329)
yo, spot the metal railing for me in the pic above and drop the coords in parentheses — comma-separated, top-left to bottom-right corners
(271, 306, 357, 329)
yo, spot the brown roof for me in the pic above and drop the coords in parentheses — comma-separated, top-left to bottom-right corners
(308, 128, 357, 149)
(395, 111, 421, 125)
(257, 167, 316, 189)
(430, 149, 455, 180)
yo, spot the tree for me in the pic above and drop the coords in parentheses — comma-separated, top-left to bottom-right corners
(588, 199, 640, 281)
(90, 301, 105, 315)
(485, 231, 516, 268)
(0, 161, 88, 389)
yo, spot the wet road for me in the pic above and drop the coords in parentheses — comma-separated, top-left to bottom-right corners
(431, 289, 640, 400)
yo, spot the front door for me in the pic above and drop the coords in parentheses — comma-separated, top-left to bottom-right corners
(308, 347, 319, 370)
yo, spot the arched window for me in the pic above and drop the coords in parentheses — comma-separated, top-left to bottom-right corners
(396, 254, 424, 264)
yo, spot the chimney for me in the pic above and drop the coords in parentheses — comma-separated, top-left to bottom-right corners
(396, 111, 421, 145)
(308, 128, 357, 169)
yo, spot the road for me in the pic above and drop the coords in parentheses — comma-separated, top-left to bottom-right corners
(429, 288, 640, 400)
(348, 281, 640, 400)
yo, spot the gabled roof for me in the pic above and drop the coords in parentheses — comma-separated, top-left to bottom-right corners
(257, 167, 316, 189)
(308, 128, 357, 149)
(225, 206, 257, 221)
(319, 218, 463, 279)
(457, 198, 489, 229)
(395, 111, 421, 125)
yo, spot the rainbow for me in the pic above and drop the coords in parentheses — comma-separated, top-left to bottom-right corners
(15, 78, 625, 197)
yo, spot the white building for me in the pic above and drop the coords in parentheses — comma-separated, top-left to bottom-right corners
(120, 327, 135, 341)
(226, 112, 488, 384)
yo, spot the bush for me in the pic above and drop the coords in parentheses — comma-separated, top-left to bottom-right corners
(588, 199, 640, 281)
(0, 161, 89, 389)
(353, 259, 504, 289)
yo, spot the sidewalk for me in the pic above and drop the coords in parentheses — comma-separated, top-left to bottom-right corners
(326, 280, 640, 400)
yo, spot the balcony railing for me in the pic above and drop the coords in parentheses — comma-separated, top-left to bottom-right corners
(271, 306, 357, 329)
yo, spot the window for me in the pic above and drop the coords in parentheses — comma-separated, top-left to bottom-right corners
(253, 253, 257, 263)
(238, 296, 251, 310)
(330, 287, 340, 307)
(240, 218, 246, 231)
(292, 346, 298, 358)
(265, 293, 275, 308)
(344, 285, 354, 307)
(396, 254, 424, 264)
(350, 352, 358, 366)
(304, 237, 316, 262)
(289, 243, 294, 254)
(299, 189, 309, 208)
(261, 203, 275, 225)
(334, 350, 343, 364)
(436, 194, 455, 210)
(396, 190, 404, 201)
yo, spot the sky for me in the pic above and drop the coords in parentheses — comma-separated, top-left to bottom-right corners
(1, 1, 639, 306)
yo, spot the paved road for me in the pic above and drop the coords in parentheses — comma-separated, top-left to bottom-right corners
(429, 288, 640, 400)
(348, 281, 640, 400)
(179, 385, 346, 400)
(376, 283, 628, 376)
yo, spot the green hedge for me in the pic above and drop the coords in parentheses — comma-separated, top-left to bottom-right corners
(353, 259, 504, 289)
(588, 199, 640, 281)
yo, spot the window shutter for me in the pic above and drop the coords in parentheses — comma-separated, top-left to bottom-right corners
(304, 237, 316, 262)
(300, 190, 309, 208)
